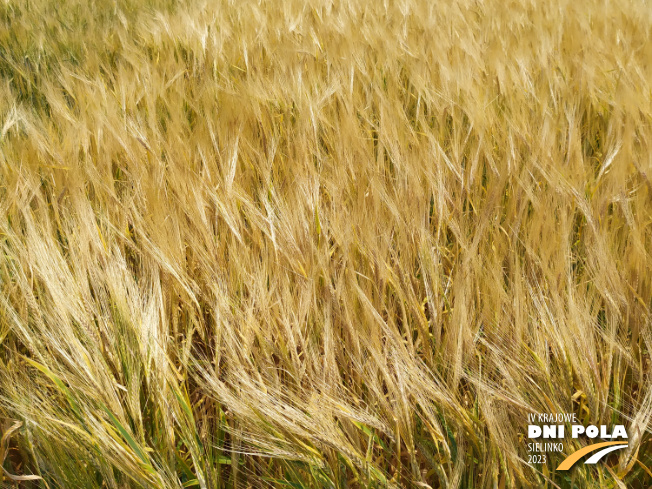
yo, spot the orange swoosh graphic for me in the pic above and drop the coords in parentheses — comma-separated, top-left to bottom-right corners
(556, 441, 628, 471)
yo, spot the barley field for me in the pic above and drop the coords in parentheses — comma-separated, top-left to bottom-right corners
(0, 0, 651, 487)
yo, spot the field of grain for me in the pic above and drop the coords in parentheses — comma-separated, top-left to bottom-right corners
(0, 0, 651, 487)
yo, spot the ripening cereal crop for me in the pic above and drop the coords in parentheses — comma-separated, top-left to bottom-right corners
(0, 0, 651, 487)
